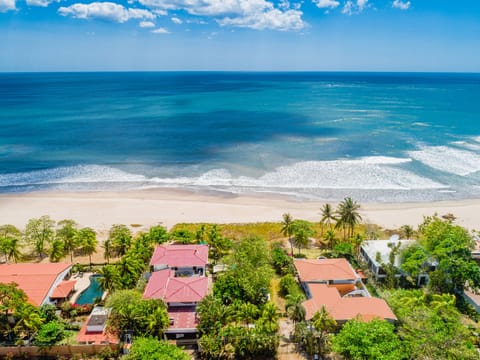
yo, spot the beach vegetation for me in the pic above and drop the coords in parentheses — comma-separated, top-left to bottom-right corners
(271, 242, 294, 275)
(49, 238, 65, 262)
(24, 215, 55, 259)
(281, 213, 295, 255)
(124, 336, 190, 360)
(0, 225, 23, 263)
(108, 224, 132, 257)
(291, 220, 315, 255)
(170, 228, 196, 244)
(76, 227, 97, 265)
(146, 224, 169, 244)
(206, 224, 232, 265)
(335, 197, 362, 240)
(320, 203, 336, 236)
(400, 224, 415, 239)
(56, 219, 78, 263)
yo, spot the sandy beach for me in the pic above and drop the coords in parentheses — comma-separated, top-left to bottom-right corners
(0, 189, 479, 234)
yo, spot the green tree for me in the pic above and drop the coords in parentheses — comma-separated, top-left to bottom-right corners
(322, 229, 337, 250)
(320, 203, 336, 236)
(207, 225, 232, 265)
(117, 254, 146, 289)
(56, 219, 78, 263)
(0, 225, 22, 263)
(106, 290, 169, 337)
(24, 215, 55, 259)
(76, 227, 97, 265)
(103, 239, 112, 263)
(285, 293, 306, 324)
(384, 289, 478, 360)
(32, 321, 65, 347)
(97, 264, 121, 292)
(310, 306, 337, 359)
(108, 224, 132, 257)
(14, 303, 44, 342)
(291, 220, 315, 255)
(147, 225, 169, 244)
(49, 238, 65, 262)
(420, 216, 480, 293)
(281, 213, 295, 255)
(257, 302, 280, 333)
(271, 242, 294, 275)
(124, 337, 190, 360)
(332, 318, 405, 360)
(335, 197, 362, 240)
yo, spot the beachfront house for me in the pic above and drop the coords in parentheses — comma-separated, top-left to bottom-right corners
(149, 244, 209, 276)
(360, 237, 437, 286)
(294, 258, 396, 324)
(0, 263, 75, 306)
(144, 244, 210, 342)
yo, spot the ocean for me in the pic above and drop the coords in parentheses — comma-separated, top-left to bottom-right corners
(1, 72, 480, 202)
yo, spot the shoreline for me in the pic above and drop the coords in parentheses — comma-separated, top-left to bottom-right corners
(0, 188, 479, 233)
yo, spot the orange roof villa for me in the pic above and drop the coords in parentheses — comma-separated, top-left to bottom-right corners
(0, 263, 74, 306)
(294, 258, 397, 324)
(145, 244, 210, 341)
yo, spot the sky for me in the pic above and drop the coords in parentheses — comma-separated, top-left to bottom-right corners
(1, 0, 480, 71)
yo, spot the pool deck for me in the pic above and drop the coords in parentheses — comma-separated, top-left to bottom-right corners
(70, 272, 93, 304)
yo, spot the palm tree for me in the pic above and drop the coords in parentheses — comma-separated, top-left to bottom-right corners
(103, 239, 112, 264)
(336, 197, 362, 240)
(292, 220, 315, 255)
(311, 306, 337, 360)
(281, 213, 295, 255)
(97, 264, 121, 293)
(0, 225, 22, 263)
(323, 229, 337, 250)
(285, 293, 306, 324)
(258, 302, 280, 333)
(49, 239, 65, 262)
(76, 227, 97, 266)
(238, 302, 259, 326)
(13, 303, 43, 342)
(320, 204, 336, 236)
(57, 219, 78, 263)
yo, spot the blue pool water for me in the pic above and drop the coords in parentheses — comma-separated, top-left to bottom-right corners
(75, 275, 104, 305)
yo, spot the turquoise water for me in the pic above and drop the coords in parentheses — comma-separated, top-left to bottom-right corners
(1, 72, 480, 202)
(75, 275, 103, 305)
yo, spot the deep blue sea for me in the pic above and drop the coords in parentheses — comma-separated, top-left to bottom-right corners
(1, 72, 480, 202)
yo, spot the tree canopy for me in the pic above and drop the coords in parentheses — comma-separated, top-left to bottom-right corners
(124, 337, 190, 360)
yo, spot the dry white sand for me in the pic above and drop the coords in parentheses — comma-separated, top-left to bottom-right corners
(0, 189, 479, 233)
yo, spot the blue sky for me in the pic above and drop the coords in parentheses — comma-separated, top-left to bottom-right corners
(1, 0, 480, 71)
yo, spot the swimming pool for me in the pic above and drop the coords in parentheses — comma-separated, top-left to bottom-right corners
(75, 275, 104, 305)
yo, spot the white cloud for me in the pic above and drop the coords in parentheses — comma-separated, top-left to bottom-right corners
(313, 0, 339, 9)
(357, 0, 367, 10)
(392, 0, 410, 10)
(171, 16, 182, 24)
(137, 0, 305, 31)
(140, 20, 156, 27)
(26, 0, 59, 7)
(151, 27, 170, 33)
(0, 0, 15, 12)
(218, 8, 304, 31)
(342, 0, 367, 15)
(58, 2, 155, 23)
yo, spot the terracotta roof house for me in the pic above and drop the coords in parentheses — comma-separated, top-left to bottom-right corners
(150, 244, 209, 276)
(294, 258, 396, 325)
(145, 245, 210, 340)
(0, 263, 74, 306)
(77, 307, 118, 345)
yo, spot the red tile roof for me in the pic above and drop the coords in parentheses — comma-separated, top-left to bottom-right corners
(51, 280, 76, 299)
(303, 283, 397, 322)
(77, 320, 119, 344)
(0, 263, 72, 306)
(294, 259, 358, 282)
(166, 306, 199, 332)
(150, 245, 209, 268)
(143, 269, 209, 303)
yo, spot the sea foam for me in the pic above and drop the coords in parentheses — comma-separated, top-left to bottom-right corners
(408, 146, 480, 176)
